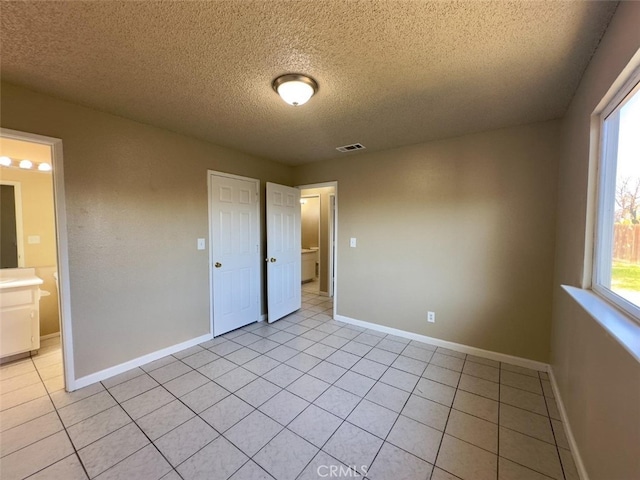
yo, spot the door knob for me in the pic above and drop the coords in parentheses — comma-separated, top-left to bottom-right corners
(215, 262, 222, 268)
(270, 258, 277, 262)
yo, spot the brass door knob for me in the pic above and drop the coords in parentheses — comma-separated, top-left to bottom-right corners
(215, 262, 222, 268)
(270, 258, 277, 262)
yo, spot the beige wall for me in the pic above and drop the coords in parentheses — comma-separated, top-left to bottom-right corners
(301, 196, 320, 249)
(301, 186, 335, 294)
(0, 158, 60, 336)
(550, 2, 640, 479)
(295, 121, 560, 361)
(1, 82, 292, 378)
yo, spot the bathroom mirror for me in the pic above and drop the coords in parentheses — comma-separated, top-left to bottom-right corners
(0, 182, 24, 268)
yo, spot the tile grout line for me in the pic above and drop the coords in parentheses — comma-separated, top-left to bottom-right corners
(225, 307, 388, 478)
(540, 371, 568, 480)
(429, 352, 469, 480)
(151, 302, 343, 477)
(7, 294, 575, 480)
(201, 303, 349, 478)
(242, 313, 446, 477)
(49, 306, 550, 478)
(117, 358, 259, 478)
(252, 330, 373, 477)
(25, 353, 92, 480)
(495, 365, 565, 480)
(99, 384, 185, 480)
(195, 302, 545, 479)
(286, 343, 392, 478)
(355, 346, 433, 478)
(88, 360, 208, 477)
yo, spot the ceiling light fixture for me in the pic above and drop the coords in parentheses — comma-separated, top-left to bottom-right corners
(272, 74, 318, 106)
(38, 162, 52, 172)
(19, 159, 33, 169)
(0, 156, 11, 167)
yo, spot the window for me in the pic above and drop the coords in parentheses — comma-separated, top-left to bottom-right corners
(593, 71, 640, 321)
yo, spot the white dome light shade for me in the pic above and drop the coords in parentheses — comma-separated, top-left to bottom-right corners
(277, 80, 314, 106)
(0, 156, 11, 166)
(273, 74, 318, 107)
(19, 159, 33, 169)
(38, 162, 52, 172)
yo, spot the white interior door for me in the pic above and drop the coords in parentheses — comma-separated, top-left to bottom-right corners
(210, 173, 260, 336)
(266, 182, 301, 322)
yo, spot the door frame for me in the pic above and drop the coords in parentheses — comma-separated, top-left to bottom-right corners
(0, 128, 75, 391)
(328, 193, 336, 298)
(297, 181, 338, 315)
(207, 170, 261, 336)
(301, 194, 321, 284)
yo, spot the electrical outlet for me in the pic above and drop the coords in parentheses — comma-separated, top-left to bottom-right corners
(428, 311, 435, 323)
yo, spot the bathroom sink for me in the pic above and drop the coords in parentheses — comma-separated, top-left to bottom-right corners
(0, 277, 43, 289)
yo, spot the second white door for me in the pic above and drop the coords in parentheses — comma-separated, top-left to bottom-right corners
(266, 182, 301, 322)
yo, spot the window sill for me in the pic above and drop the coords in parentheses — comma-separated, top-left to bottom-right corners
(562, 285, 640, 363)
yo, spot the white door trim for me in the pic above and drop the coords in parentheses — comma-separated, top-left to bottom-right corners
(328, 193, 336, 298)
(207, 170, 261, 336)
(0, 128, 75, 391)
(297, 181, 338, 315)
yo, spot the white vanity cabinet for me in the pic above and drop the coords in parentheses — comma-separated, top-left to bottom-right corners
(0, 268, 43, 358)
(302, 249, 317, 282)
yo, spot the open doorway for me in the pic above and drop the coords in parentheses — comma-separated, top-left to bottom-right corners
(298, 182, 337, 302)
(0, 129, 73, 391)
(300, 194, 320, 294)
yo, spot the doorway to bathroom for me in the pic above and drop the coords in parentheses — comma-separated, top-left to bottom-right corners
(300, 194, 320, 293)
(0, 128, 73, 391)
(298, 182, 337, 303)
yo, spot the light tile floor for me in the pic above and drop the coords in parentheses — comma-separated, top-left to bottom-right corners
(302, 278, 320, 294)
(0, 291, 579, 480)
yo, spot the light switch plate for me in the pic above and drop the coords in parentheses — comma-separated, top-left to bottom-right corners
(27, 235, 41, 244)
(197, 238, 206, 250)
(350, 237, 357, 248)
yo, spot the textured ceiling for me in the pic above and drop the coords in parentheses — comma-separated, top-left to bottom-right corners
(1, 1, 617, 165)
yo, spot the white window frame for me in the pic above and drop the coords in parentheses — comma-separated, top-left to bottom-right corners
(592, 68, 640, 324)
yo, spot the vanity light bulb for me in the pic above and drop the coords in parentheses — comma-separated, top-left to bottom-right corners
(0, 156, 11, 167)
(19, 159, 33, 169)
(38, 162, 52, 172)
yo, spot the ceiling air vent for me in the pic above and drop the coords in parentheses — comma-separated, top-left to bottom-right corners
(336, 143, 366, 153)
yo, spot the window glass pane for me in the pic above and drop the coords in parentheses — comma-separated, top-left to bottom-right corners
(610, 89, 640, 306)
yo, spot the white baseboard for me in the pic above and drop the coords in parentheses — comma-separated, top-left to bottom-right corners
(548, 367, 589, 480)
(260, 314, 268, 322)
(334, 314, 549, 371)
(40, 332, 61, 341)
(71, 333, 212, 391)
